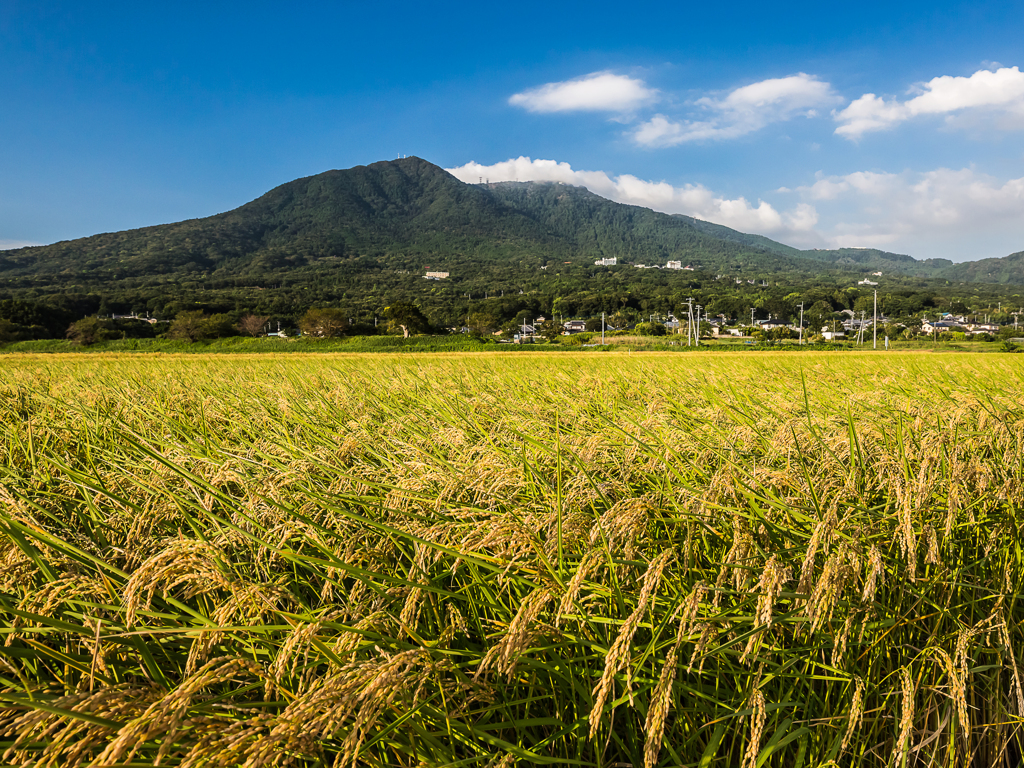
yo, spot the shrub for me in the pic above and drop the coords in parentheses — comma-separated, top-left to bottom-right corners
(297, 308, 349, 338)
(635, 321, 667, 337)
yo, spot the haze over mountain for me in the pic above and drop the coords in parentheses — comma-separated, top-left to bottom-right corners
(2, 157, 1021, 293)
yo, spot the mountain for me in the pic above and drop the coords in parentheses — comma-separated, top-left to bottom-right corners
(0, 157, 864, 285)
(940, 250, 1024, 284)
(1, 157, 1023, 320)
(0, 158, 559, 281)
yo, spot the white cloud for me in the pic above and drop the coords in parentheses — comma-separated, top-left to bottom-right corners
(508, 72, 657, 114)
(447, 158, 1024, 261)
(794, 167, 1024, 259)
(446, 156, 821, 245)
(834, 66, 1024, 139)
(633, 73, 838, 146)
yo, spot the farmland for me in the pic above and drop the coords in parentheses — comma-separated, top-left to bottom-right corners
(1, 351, 1023, 767)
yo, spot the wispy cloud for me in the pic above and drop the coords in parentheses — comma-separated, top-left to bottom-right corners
(834, 66, 1024, 139)
(508, 72, 657, 114)
(789, 167, 1024, 258)
(448, 157, 1024, 261)
(632, 73, 838, 146)
(794, 167, 1024, 249)
(0, 239, 40, 250)
(446, 156, 821, 245)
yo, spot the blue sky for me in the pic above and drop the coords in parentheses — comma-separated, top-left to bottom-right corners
(2, 1, 1023, 262)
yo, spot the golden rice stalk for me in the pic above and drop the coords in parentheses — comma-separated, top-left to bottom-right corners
(267, 618, 327, 699)
(678, 580, 707, 639)
(488, 753, 516, 768)
(556, 551, 602, 627)
(687, 622, 716, 674)
(186, 580, 295, 674)
(831, 613, 855, 668)
(589, 495, 656, 557)
(123, 538, 233, 626)
(797, 517, 833, 597)
(240, 647, 436, 768)
(861, 545, 885, 604)
(643, 605, 686, 768)
(0, 687, 163, 768)
(742, 555, 791, 663)
(94, 656, 265, 766)
(999, 620, 1024, 716)
(447, 603, 469, 636)
(589, 549, 673, 740)
(742, 688, 766, 768)
(952, 626, 979, 743)
(476, 587, 552, 680)
(923, 524, 940, 566)
(339, 649, 433, 768)
(896, 485, 919, 583)
(841, 677, 865, 753)
(894, 667, 915, 764)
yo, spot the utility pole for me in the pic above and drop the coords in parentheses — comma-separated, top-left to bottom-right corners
(873, 289, 878, 350)
(695, 305, 702, 346)
(687, 298, 695, 347)
(798, 302, 804, 345)
(602, 312, 605, 345)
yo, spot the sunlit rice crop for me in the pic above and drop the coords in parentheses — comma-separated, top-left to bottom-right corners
(1, 351, 1022, 766)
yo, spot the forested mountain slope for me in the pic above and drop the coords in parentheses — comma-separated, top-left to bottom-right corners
(3, 156, 1022, 287)
(1, 157, 1023, 332)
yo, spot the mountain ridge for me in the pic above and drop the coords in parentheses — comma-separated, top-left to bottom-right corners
(0, 156, 1021, 289)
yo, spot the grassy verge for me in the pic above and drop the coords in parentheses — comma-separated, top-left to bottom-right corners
(2, 333, 1013, 354)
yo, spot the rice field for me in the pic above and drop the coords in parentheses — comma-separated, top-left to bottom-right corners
(1, 351, 1022, 767)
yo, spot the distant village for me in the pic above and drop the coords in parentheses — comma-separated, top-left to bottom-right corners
(431, 262, 1024, 343)
(76, 264, 1022, 347)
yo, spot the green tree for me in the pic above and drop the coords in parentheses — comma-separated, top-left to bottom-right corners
(66, 317, 114, 346)
(635, 322, 667, 337)
(238, 314, 270, 337)
(466, 312, 499, 336)
(204, 314, 237, 338)
(768, 326, 798, 341)
(383, 302, 430, 338)
(168, 311, 212, 342)
(538, 318, 562, 341)
(805, 300, 834, 335)
(298, 308, 348, 338)
(607, 309, 637, 329)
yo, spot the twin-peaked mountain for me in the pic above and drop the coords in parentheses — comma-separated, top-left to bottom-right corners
(0, 156, 1021, 289)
